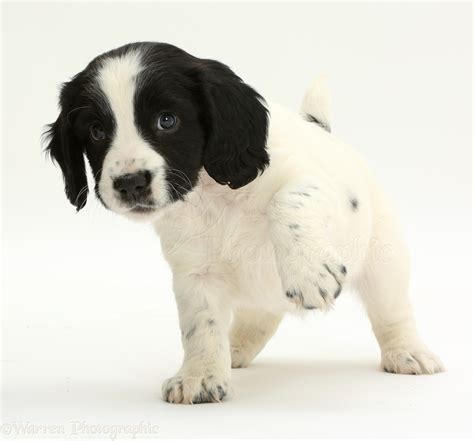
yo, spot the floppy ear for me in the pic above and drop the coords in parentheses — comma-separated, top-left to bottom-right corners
(44, 112, 88, 211)
(197, 60, 269, 189)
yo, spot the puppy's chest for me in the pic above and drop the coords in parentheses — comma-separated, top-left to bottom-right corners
(157, 192, 275, 267)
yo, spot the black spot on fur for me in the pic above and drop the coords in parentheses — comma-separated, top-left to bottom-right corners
(286, 290, 297, 299)
(319, 288, 328, 300)
(286, 289, 304, 303)
(216, 385, 226, 400)
(303, 304, 317, 310)
(192, 391, 207, 404)
(185, 325, 196, 340)
(323, 264, 343, 297)
(290, 191, 311, 197)
(350, 198, 359, 211)
(288, 223, 300, 230)
(306, 114, 331, 132)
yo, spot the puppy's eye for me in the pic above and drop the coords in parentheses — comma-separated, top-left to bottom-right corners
(157, 113, 177, 131)
(90, 124, 106, 142)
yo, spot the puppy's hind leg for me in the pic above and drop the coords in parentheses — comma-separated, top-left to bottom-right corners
(357, 187, 444, 375)
(230, 308, 283, 368)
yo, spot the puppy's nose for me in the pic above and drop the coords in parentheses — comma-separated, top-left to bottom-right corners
(113, 170, 151, 200)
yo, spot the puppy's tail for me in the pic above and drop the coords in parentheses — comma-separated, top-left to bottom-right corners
(300, 75, 331, 132)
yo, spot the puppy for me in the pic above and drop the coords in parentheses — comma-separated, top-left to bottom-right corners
(45, 42, 444, 404)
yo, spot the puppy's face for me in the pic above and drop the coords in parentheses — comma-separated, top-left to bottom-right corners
(45, 42, 269, 221)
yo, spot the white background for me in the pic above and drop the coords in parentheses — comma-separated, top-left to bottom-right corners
(1, 2, 472, 438)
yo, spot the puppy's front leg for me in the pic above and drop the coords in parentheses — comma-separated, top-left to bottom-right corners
(162, 273, 232, 404)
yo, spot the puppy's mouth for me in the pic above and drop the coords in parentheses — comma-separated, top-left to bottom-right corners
(130, 203, 158, 214)
(117, 189, 160, 214)
(105, 192, 163, 216)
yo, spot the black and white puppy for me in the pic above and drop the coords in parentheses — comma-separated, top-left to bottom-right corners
(45, 42, 443, 404)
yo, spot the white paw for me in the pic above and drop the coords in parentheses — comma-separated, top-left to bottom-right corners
(282, 260, 346, 311)
(162, 374, 229, 404)
(382, 348, 445, 375)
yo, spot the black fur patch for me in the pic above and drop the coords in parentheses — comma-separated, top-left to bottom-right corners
(185, 325, 196, 340)
(350, 198, 359, 211)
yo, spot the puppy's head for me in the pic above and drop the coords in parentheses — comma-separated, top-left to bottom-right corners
(45, 42, 268, 220)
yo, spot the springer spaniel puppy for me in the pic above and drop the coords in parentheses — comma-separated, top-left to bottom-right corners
(45, 42, 443, 404)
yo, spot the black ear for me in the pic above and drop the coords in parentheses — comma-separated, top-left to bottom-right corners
(44, 112, 88, 211)
(197, 60, 269, 189)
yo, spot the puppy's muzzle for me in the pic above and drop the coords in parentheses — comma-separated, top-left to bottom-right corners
(113, 170, 152, 205)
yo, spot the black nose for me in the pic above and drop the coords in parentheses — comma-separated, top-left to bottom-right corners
(113, 170, 151, 201)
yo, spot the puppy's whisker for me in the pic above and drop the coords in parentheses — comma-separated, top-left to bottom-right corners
(166, 169, 203, 205)
(168, 180, 190, 195)
(74, 167, 104, 206)
(167, 181, 200, 208)
(167, 170, 193, 188)
(166, 181, 186, 202)
(74, 184, 89, 206)
(167, 168, 193, 188)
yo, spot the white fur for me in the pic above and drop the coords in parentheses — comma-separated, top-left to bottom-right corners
(156, 104, 444, 403)
(96, 54, 443, 404)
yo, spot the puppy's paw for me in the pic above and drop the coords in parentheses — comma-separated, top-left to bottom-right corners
(382, 348, 445, 375)
(283, 261, 346, 311)
(162, 374, 229, 404)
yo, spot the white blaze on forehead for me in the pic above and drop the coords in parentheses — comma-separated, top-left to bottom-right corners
(96, 50, 165, 176)
(97, 50, 142, 148)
